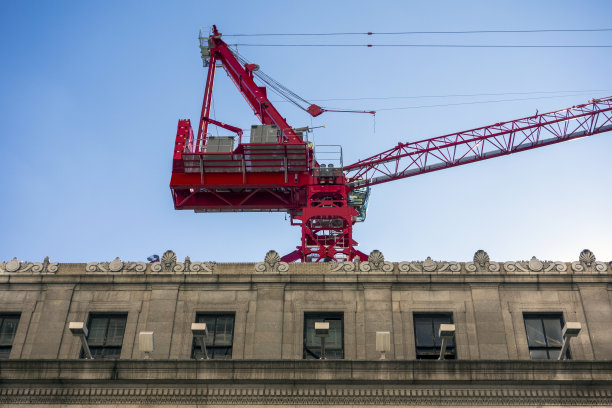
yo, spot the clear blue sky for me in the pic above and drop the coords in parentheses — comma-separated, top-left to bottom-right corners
(1, 0, 611, 264)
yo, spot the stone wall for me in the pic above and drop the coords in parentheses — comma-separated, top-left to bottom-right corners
(1, 360, 612, 406)
(1, 249, 611, 361)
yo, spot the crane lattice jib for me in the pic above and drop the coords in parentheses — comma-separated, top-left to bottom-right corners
(198, 26, 301, 146)
(344, 97, 612, 189)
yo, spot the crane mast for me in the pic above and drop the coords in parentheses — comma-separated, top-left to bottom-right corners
(170, 26, 612, 263)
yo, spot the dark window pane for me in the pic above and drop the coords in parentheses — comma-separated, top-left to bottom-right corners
(414, 313, 455, 360)
(197, 315, 217, 347)
(193, 313, 235, 359)
(543, 318, 563, 347)
(524, 313, 566, 360)
(303, 313, 344, 360)
(213, 346, 232, 359)
(106, 318, 126, 346)
(524, 318, 546, 347)
(326, 319, 343, 349)
(85, 314, 127, 359)
(0, 315, 19, 357)
(0, 318, 19, 346)
(414, 319, 434, 347)
(215, 316, 234, 346)
(529, 348, 549, 359)
(102, 347, 122, 359)
(87, 318, 108, 346)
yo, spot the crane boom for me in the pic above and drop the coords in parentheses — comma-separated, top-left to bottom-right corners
(172, 25, 612, 263)
(344, 97, 612, 189)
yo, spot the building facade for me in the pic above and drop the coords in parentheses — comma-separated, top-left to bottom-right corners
(1, 248, 612, 406)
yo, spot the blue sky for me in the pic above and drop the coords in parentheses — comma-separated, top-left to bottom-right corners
(1, 0, 611, 264)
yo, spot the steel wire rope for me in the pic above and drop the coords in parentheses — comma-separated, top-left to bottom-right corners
(222, 28, 612, 36)
(231, 46, 376, 115)
(231, 47, 312, 112)
(371, 93, 604, 111)
(271, 89, 612, 103)
(231, 43, 612, 48)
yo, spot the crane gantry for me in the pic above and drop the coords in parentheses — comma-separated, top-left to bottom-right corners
(170, 25, 612, 262)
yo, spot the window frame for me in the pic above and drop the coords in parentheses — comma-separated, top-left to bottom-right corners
(523, 313, 569, 360)
(0, 313, 20, 359)
(303, 312, 344, 360)
(413, 312, 456, 360)
(82, 313, 127, 359)
(191, 312, 236, 360)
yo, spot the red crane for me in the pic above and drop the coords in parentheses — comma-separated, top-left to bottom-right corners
(170, 26, 612, 262)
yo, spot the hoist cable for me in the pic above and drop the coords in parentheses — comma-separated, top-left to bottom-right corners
(223, 28, 612, 37)
(232, 43, 612, 48)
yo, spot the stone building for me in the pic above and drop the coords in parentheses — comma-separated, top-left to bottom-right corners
(1, 248, 612, 406)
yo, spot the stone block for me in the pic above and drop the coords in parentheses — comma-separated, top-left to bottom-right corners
(478, 343, 509, 359)
(151, 288, 179, 300)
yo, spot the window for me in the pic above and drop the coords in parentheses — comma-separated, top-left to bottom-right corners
(192, 313, 235, 359)
(0, 314, 20, 359)
(82, 313, 127, 359)
(303, 312, 344, 359)
(523, 313, 568, 360)
(413, 313, 456, 359)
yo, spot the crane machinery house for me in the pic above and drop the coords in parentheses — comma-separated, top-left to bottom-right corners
(1, 26, 612, 407)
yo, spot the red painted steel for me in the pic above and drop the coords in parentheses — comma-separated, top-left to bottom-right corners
(344, 97, 612, 188)
(171, 26, 612, 262)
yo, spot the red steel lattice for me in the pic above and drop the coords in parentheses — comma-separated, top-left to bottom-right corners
(171, 26, 612, 262)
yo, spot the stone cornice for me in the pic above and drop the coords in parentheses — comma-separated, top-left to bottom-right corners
(1, 360, 612, 405)
(0, 272, 610, 286)
(2, 249, 610, 278)
(2, 359, 612, 383)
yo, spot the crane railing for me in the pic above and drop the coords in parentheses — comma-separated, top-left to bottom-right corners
(344, 97, 612, 189)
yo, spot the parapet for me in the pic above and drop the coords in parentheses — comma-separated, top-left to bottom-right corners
(1, 248, 609, 277)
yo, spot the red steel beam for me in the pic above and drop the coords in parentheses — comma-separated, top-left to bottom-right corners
(344, 97, 612, 189)
(205, 26, 301, 143)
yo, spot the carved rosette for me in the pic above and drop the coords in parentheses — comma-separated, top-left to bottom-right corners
(86, 257, 146, 274)
(0, 257, 58, 274)
(465, 250, 500, 273)
(255, 250, 289, 273)
(398, 256, 461, 274)
(571, 249, 608, 273)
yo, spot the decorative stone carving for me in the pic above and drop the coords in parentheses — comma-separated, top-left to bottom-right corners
(86, 257, 146, 274)
(255, 250, 289, 273)
(0, 257, 58, 274)
(330, 250, 393, 273)
(331, 259, 359, 273)
(543, 261, 568, 273)
(185, 259, 214, 274)
(1, 382, 611, 406)
(474, 249, 489, 266)
(528, 256, 543, 272)
(151, 250, 183, 273)
(364, 250, 393, 272)
(149, 250, 214, 274)
(397, 261, 411, 273)
(572, 249, 608, 273)
(503, 257, 568, 274)
(465, 250, 500, 273)
(397, 256, 460, 274)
